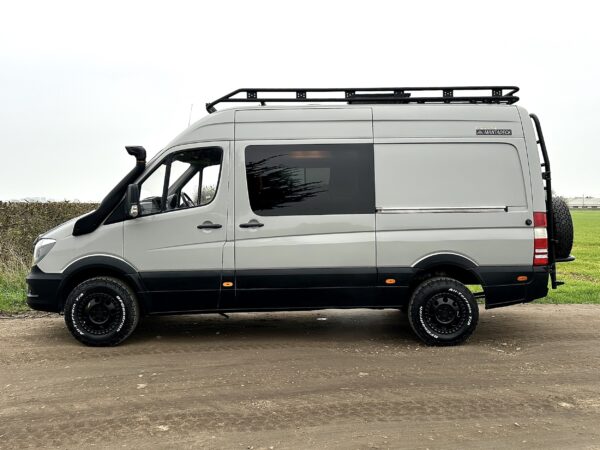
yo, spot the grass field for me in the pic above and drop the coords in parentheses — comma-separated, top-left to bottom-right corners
(0, 209, 598, 313)
(0, 247, 29, 313)
(541, 210, 600, 303)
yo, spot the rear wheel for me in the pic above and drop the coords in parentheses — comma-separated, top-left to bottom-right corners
(408, 277, 478, 346)
(64, 276, 140, 346)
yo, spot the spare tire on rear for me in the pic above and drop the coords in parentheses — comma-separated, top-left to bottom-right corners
(551, 196, 574, 259)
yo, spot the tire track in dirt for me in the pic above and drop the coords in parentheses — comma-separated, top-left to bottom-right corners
(1, 305, 600, 449)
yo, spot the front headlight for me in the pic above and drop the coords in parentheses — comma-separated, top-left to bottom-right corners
(32, 238, 56, 265)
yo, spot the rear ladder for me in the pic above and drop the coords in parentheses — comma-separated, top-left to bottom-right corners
(530, 114, 561, 289)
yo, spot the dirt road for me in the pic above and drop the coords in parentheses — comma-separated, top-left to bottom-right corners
(1, 305, 599, 449)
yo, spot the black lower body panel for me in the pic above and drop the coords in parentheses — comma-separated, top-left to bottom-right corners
(223, 267, 379, 310)
(225, 287, 378, 310)
(139, 271, 220, 313)
(25, 266, 62, 313)
(139, 265, 550, 313)
(478, 266, 549, 309)
(43, 265, 547, 315)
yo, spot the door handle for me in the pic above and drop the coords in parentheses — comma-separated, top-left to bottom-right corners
(239, 220, 264, 228)
(197, 221, 222, 229)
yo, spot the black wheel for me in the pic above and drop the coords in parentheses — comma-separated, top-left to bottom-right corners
(551, 196, 574, 259)
(407, 277, 478, 346)
(64, 276, 140, 346)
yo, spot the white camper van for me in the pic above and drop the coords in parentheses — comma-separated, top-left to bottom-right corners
(26, 87, 574, 346)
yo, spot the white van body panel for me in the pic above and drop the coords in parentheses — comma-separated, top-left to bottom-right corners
(517, 105, 547, 212)
(374, 108, 523, 140)
(371, 105, 534, 268)
(234, 231, 375, 269)
(373, 104, 521, 121)
(233, 107, 376, 271)
(166, 109, 235, 147)
(376, 227, 533, 267)
(38, 221, 124, 273)
(375, 142, 527, 208)
(235, 108, 373, 141)
(123, 141, 231, 272)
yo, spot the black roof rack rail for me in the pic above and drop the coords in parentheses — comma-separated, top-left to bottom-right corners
(205, 86, 519, 113)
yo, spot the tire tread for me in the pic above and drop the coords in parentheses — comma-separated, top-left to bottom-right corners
(64, 276, 139, 347)
(552, 197, 574, 259)
(408, 277, 478, 346)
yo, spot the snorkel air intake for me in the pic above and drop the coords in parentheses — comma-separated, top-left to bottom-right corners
(72, 146, 146, 236)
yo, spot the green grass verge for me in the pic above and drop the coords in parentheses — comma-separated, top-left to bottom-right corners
(0, 251, 30, 313)
(539, 210, 600, 303)
(1, 210, 598, 313)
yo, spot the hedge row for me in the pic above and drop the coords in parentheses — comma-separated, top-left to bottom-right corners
(0, 202, 97, 263)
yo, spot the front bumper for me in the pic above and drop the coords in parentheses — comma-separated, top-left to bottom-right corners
(25, 265, 63, 313)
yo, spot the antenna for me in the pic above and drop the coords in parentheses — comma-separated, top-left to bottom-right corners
(188, 104, 194, 126)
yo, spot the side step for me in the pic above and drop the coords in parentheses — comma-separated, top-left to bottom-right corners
(556, 255, 576, 263)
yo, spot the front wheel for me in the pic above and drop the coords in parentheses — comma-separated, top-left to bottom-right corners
(407, 277, 478, 346)
(64, 276, 140, 346)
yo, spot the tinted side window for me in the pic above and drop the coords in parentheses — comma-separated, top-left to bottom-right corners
(245, 144, 374, 216)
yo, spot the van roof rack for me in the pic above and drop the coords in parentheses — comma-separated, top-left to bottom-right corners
(206, 86, 520, 113)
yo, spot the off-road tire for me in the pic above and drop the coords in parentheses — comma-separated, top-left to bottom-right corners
(64, 276, 140, 346)
(551, 196, 574, 259)
(408, 277, 478, 346)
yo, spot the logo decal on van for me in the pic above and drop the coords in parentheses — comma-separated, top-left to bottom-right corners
(476, 128, 512, 136)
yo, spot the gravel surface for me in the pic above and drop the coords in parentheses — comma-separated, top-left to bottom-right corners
(1, 305, 599, 449)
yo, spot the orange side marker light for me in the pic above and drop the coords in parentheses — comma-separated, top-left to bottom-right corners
(385, 278, 396, 285)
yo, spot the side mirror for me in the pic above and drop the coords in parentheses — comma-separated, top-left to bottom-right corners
(125, 184, 140, 218)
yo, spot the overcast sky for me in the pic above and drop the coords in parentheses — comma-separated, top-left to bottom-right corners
(1, 0, 598, 201)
